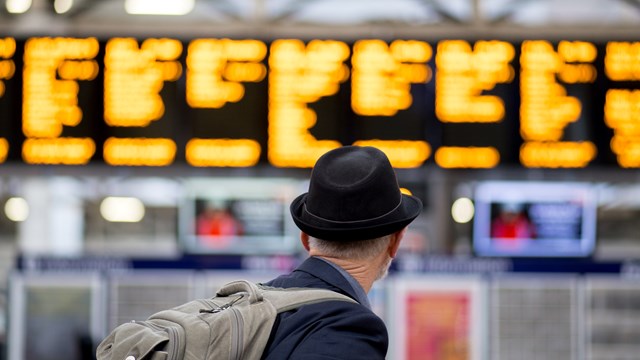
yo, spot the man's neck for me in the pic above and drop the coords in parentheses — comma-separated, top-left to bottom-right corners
(311, 254, 380, 293)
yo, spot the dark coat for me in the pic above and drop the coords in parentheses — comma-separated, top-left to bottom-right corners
(260, 257, 388, 359)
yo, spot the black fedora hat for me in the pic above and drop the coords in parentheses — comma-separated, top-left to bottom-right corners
(290, 146, 422, 241)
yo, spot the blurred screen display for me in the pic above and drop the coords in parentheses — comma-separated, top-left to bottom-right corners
(179, 178, 299, 254)
(473, 181, 597, 257)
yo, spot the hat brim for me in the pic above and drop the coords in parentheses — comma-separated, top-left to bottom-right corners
(290, 193, 422, 241)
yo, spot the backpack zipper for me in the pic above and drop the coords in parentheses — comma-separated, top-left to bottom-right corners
(229, 307, 244, 360)
(197, 295, 245, 359)
(199, 295, 244, 314)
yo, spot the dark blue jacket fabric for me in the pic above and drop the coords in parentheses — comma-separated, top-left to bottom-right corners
(260, 257, 388, 359)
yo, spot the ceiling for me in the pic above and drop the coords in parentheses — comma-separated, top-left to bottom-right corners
(1, 0, 639, 39)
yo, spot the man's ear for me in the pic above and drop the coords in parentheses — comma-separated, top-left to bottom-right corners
(300, 232, 311, 252)
(388, 227, 407, 258)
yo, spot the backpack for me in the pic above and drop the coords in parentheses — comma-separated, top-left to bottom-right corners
(96, 279, 357, 360)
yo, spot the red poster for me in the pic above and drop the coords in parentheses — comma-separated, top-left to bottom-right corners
(405, 292, 470, 360)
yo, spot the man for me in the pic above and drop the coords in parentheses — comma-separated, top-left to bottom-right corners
(261, 145, 422, 359)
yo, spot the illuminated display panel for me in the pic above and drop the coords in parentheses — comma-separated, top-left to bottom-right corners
(22, 37, 99, 165)
(267, 39, 349, 168)
(185, 39, 267, 167)
(0, 37, 637, 169)
(519, 40, 598, 168)
(435, 40, 516, 168)
(352, 39, 432, 117)
(179, 178, 299, 254)
(0, 37, 16, 163)
(351, 40, 432, 168)
(473, 181, 597, 257)
(604, 41, 640, 168)
(436, 40, 514, 124)
(103, 37, 182, 166)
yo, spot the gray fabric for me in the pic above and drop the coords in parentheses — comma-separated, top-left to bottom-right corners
(96, 280, 355, 360)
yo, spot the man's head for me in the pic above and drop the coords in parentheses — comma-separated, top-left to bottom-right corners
(290, 146, 422, 281)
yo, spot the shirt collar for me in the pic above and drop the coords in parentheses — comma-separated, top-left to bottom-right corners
(313, 256, 372, 309)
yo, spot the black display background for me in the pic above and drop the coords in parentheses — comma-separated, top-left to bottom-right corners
(0, 38, 636, 168)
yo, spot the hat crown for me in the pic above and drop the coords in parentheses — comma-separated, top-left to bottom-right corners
(305, 146, 401, 222)
(290, 145, 422, 241)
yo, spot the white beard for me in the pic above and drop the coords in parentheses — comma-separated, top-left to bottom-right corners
(375, 256, 393, 281)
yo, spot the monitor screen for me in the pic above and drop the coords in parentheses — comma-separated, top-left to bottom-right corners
(472, 181, 597, 257)
(179, 178, 300, 255)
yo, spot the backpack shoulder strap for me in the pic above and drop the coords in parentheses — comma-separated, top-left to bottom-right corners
(215, 280, 358, 313)
(259, 283, 358, 313)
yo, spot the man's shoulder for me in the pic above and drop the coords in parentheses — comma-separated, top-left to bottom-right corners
(265, 268, 378, 322)
(263, 295, 387, 360)
(261, 264, 388, 359)
(282, 295, 385, 327)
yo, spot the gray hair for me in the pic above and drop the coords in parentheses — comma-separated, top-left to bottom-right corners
(308, 234, 392, 261)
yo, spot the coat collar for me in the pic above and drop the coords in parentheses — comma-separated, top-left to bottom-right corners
(296, 256, 371, 308)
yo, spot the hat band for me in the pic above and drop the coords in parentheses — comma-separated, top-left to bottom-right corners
(302, 197, 403, 224)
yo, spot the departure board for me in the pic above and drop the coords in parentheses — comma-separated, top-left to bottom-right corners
(0, 36, 638, 169)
